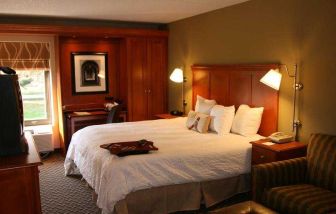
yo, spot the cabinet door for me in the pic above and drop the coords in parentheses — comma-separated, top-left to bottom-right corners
(147, 38, 167, 119)
(0, 167, 42, 214)
(127, 38, 148, 121)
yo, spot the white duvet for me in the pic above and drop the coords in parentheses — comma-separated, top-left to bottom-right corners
(64, 117, 262, 213)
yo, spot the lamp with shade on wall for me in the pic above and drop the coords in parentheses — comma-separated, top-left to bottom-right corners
(260, 64, 303, 141)
(170, 68, 187, 115)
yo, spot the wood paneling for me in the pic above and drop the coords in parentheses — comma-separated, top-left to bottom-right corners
(127, 38, 148, 121)
(59, 37, 120, 106)
(147, 38, 167, 119)
(60, 35, 167, 152)
(118, 39, 128, 108)
(59, 37, 125, 153)
(191, 64, 279, 136)
(192, 69, 210, 107)
(210, 69, 230, 105)
(0, 24, 168, 38)
(229, 72, 252, 107)
(127, 37, 168, 121)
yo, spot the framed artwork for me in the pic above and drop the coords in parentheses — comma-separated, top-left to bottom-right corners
(71, 52, 108, 95)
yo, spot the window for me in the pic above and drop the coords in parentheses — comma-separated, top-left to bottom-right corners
(16, 70, 51, 126)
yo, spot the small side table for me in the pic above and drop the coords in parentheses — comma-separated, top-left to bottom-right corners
(250, 139, 307, 165)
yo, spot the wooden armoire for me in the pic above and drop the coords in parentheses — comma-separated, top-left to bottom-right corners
(126, 37, 167, 121)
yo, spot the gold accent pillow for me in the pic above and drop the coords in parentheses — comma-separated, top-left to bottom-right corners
(186, 111, 211, 133)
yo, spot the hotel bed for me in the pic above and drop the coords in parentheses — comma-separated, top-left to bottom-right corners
(65, 64, 280, 214)
(65, 117, 262, 213)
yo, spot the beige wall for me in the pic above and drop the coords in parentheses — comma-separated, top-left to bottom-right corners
(168, 0, 336, 142)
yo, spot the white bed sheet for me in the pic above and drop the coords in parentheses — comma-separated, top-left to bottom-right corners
(64, 117, 262, 213)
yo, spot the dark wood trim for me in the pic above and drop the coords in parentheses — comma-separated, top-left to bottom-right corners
(0, 23, 168, 37)
(191, 64, 280, 71)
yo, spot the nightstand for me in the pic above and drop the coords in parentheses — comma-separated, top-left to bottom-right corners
(154, 113, 181, 119)
(250, 139, 307, 165)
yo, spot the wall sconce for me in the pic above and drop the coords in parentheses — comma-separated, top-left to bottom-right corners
(260, 64, 303, 140)
(170, 68, 187, 115)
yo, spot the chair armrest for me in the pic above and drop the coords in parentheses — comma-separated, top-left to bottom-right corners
(252, 157, 307, 203)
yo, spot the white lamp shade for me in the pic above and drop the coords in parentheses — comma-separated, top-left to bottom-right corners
(170, 68, 184, 83)
(260, 69, 282, 90)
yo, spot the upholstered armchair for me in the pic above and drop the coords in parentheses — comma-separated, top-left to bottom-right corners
(252, 133, 336, 214)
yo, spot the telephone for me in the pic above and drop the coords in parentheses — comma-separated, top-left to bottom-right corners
(170, 110, 183, 116)
(269, 132, 293, 143)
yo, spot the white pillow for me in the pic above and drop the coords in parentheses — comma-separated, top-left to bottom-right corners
(209, 105, 235, 135)
(186, 111, 211, 133)
(231, 104, 264, 136)
(195, 95, 216, 114)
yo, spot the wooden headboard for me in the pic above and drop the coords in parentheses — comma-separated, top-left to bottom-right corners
(192, 64, 280, 136)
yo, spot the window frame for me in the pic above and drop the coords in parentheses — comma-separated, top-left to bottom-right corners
(19, 70, 52, 126)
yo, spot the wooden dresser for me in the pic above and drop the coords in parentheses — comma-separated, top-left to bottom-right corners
(0, 132, 42, 214)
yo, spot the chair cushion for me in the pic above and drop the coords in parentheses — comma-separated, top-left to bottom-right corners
(307, 134, 336, 191)
(265, 184, 336, 214)
(210, 201, 277, 214)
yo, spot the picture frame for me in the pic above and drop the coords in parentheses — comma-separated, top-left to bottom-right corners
(71, 52, 108, 95)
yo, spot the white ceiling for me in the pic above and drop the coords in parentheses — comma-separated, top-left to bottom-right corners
(0, 0, 249, 24)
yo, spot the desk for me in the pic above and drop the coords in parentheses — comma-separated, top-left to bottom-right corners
(63, 110, 127, 154)
(0, 132, 42, 214)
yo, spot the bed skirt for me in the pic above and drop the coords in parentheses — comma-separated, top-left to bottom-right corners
(113, 173, 250, 214)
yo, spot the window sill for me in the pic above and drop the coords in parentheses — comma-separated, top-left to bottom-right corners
(24, 125, 52, 135)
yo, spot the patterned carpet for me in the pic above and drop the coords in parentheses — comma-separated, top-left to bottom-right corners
(39, 153, 101, 214)
(39, 152, 248, 214)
